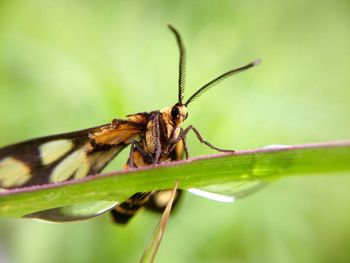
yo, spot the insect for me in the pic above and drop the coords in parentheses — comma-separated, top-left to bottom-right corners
(0, 25, 260, 223)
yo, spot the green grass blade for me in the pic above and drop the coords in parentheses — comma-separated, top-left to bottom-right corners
(0, 141, 349, 217)
(140, 181, 179, 263)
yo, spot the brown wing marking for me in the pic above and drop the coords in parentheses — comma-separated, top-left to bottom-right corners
(91, 120, 143, 145)
(87, 120, 144, 174)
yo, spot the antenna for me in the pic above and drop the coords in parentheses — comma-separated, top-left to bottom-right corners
(168, 24, 186, 105)
(185, 59, 261, 106)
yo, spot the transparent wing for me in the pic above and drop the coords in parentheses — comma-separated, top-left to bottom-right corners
(25, 201, 119, 222)
(188, 180, 266, 203)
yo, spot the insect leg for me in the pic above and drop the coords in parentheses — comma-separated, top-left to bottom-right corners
(182, 137, 189, 159)
(174, 125, 235, 153)
(153, 114, 161, 164)
(127, 141, 150, 168)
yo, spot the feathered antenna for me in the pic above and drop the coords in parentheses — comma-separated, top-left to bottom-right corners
(168, 24, 186, 105)
(185, 59, 261, 106)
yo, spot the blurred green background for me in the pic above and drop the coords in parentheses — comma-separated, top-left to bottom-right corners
(1, 0, 350, 262)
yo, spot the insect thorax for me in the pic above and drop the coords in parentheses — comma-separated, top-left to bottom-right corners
(129, 106, 186, 167)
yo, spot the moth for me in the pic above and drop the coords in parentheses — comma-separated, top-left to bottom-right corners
(0, 25, 260, 223)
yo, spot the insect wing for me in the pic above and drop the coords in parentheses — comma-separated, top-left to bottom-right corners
(25, 201, 119, 222)
(0, 122, 143, 221)
(0, 126, 99, 188)
(188, 180, 266, 203)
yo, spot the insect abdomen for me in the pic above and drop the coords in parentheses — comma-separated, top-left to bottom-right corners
(110, 193, 152, 224)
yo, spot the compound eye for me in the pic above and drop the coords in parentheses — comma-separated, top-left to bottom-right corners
(171, 106, 180, 119)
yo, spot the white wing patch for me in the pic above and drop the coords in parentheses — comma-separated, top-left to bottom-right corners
(50, 148, 90, 183)
(74, 155, 90, 179)
(40, 139, 73, 165)
(0, 157, 31, 188)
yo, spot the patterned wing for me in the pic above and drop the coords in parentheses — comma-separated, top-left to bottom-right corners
(0, 121, 144, 221)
